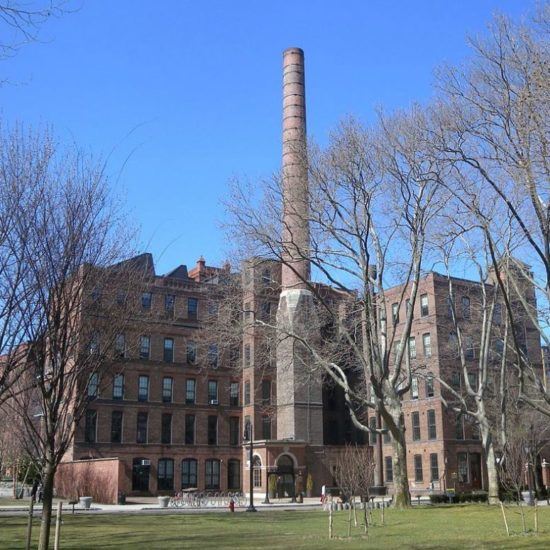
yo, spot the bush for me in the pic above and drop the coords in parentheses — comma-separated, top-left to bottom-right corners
(429, 493, 449, 504)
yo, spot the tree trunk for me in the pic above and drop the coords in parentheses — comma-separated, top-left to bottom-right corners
(481, 423, 499, 504)
(12, 460, 18, 498)
(38, 462, 56, 550)
(392, 433, 411, 508)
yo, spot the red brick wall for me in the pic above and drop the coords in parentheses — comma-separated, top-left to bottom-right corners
(56, 458, 120, 504)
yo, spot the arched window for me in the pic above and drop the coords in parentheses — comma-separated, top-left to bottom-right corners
(181, 458, 198, 489)
(228, 459, 241, 490)
(158, 458, 174, 491)
(252, 456, 262, 488)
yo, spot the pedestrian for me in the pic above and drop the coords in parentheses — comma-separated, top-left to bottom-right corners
(30, 478, 39, 503)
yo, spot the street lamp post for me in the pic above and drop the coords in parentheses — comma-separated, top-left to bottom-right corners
(246, 424, 257, 512)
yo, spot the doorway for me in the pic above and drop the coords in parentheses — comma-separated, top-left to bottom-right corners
(132, 457, 150, 492)
(470, 453, 482, 490)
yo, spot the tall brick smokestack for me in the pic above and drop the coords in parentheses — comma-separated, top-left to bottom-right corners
(276, 48, 323, 445)
(281, 47, 309, 289)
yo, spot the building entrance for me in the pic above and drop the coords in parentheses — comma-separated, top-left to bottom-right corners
(132, 458, 150, 492)
(470, 453, 482, 490)
(276, 454, 295, 498)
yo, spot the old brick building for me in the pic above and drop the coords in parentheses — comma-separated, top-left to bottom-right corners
(56, 47, 543, 504)
(374, 269, 542, 498)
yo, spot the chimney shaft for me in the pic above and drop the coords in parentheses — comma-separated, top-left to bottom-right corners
(281, 47, 309, 289)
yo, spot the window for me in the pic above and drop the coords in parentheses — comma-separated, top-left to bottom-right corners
(427, 409, 437, 440)
(467, 372, 478, 390)
(447, 295, 453, 317)
(411, 377, 419, 400)
(161, 413, 172, 444)
(165, 294, 175, 313)
(261, 268, 271, 285)
(471, 420, 480, 441)
(262, 380, 271, 405)
(409, 337, 417, 359)
(207, 415, 217, 445)
(448, 332, 458, 356)
(91, 286, 101, 302)
(208, 344, 218, 368)
(230, 382, 239, 406)
(406, 298, 413, 319)
(115, 333, 126, 358)
(262, 416, 272, 440)
(493, 303, 502, 326)
(208, 300, 219, 316)
(244, 344, 251, 368)
(141, 292, 152, 309)
(495, 338, 504, 355)
(208, 380, 218, 403)
(185, 415, 195, 444)
(383, 422, 391, 444)
(89, 332, 100, 355)
(369, 416, 377, 445)
(464, 336, 474, 360)
(391, 302, 399, 324)
(205, 459, 220, 490)
(186, 341, 197, 364)
(162, 377, 173, 403)
(139, 336, 150, 360)
(244, 380, 251, 406)
(451, 372, 461, 390)
(414, 454, 423, 482)
(455, 414, 464, 440)
(181, 459, 197, 488)
(425, 376, 434, 398)
(136, 412, 148, 443)
(228, 459, 241, 490)
(423, 333, 432, 358)
(412, 412, 421, 441)
(185, 379, 196, 404)
(85, 410, 97, 442)
(116, 290, 126, 305)
(163, 338, 174, 363)
(244, 416, 251, 441)
(420, 294, 429, 317)
(157, 458, 174, 491)
(430, 453, 439, 482)
(457, 452, 468, 483)
(260, 301, 271, 321)
(253, 456, 262, 488)
(230, 417, 240, 445)
(187, 297, 198, 320)
(138, 375, 149, 402)
(111, 411, 123, 443)
(113, 374, 124, 400)
(385, 456, 393, 483)
(462, 296, 471, 319)
(87, 373, 99, 398)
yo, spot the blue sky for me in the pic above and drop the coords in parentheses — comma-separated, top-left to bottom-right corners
(0, 0, 532, 274)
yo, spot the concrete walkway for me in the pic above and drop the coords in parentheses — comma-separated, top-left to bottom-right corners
(0, 496, 325, 516)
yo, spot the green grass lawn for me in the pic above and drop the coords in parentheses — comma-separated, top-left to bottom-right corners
(0, 505, 549, 549)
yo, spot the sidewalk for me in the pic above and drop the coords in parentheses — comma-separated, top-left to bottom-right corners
(0, 496, 324, 516)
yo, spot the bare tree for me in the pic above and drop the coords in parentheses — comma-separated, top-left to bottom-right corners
(1, 125, 140, 550)
(224, 109, 445, 508)
(0, 1, 68, 60)
(432, 5, 550, 417)
(331, 444, 376, 535)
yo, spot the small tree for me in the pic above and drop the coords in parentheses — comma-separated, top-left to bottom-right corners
(331, 444, 376, 535)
